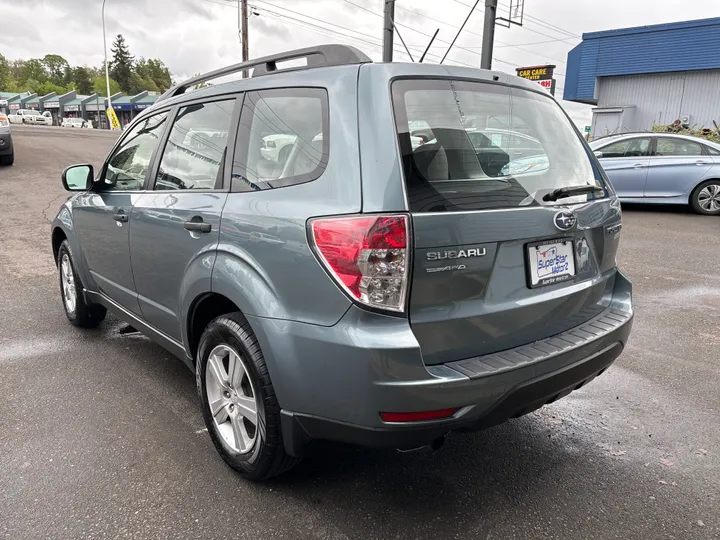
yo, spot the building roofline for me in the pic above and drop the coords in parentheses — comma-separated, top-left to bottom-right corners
(583, 16, 720, 40)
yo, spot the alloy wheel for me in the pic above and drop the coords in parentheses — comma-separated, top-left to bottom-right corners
(697, 184, 720, 212)
(60, 253, 77, 314)
(205, 344, 259, 454)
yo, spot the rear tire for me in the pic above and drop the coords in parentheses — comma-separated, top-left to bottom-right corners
(0, 152, 13, 166)
(690, 180, 720, 215)
(197, 312, 301, 481)
(57, 240, 106, 327)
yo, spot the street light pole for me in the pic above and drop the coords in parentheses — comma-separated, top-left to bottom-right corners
(102, 0, 113, 128)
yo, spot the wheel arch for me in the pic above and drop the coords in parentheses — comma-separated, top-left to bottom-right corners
(51, 227, 67, 265)
(688, 177, 720, 202)
(185, 292, 246, 363)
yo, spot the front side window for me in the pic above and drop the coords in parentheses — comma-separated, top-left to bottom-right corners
(155, 99, 236, 191)
(392, 79, 604, 213)
(655, 138, 703, 157)
(100, 111, 169, 191)
(598, 137, 651, 158)
(233, 87, 328, 191)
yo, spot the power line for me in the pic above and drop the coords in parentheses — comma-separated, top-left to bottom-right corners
(449, 0, 579, 44)
(238, 1, 477, 69)
(342, 0, 518, 68)
(394, 3, 568, 65)
(490, 0, 582, 38)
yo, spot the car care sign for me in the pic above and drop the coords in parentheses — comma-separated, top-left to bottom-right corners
(106, 107, 121, 130)
(516, 65, 556, 96)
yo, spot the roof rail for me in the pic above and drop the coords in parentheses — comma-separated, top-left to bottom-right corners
(157, 44, 372, 103)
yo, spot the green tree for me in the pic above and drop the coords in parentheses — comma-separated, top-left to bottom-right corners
(22, 78, 41, 93)
(109, 34, 134, 93)
(36, 81, 69, 96)
(41, 54, 70, 85)
(135, 58, 172, 92)
(0, 53, 11, 90)
(72, 66, 94, 95)
(9, 59, 24, 81)
(21, 59, 48, 84)
(93, 75, 121, 96)
(128, 71, 159, 94)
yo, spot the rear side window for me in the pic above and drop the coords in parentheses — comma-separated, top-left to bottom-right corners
(392, 79, 603, 213)
(655, 138, 703, 156)
(598, 137, 651, 158)
(155, 99, 236, 191)
(233, 87, 329, 191)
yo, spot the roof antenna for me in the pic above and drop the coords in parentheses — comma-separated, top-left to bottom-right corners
(440, 0, 480, 64)
(419, 29, 439, 63)
(390, 18, 415, 62)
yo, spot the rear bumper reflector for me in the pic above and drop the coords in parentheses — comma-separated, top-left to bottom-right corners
(380, 408, 459, 423)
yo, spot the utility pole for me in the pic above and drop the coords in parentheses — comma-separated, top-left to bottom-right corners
(240, 0, 249, 77)
(382, 0, 395, 62)
(101, 0, 113, 129)
(480, 0, 498, 69)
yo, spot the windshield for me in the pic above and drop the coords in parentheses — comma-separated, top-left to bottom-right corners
(392, 79, 605, 212)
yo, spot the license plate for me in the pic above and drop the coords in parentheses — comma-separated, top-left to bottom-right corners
(527, 239, 576, 287)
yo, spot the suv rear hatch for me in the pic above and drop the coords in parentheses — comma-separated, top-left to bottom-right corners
(391, 78, 621, 366)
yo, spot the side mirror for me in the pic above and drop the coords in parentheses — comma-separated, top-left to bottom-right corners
(593, 151, 603, 158)
(62, 164, 93, 191)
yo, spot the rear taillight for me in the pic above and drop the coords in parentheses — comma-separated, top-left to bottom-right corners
(310, 215, 409, 313)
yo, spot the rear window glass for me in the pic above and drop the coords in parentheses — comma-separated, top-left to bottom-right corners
(392, 79, 604, 213)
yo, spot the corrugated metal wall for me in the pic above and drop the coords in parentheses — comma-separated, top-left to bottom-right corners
(596, 70, 720, 130)
(564, 17, 720, 103)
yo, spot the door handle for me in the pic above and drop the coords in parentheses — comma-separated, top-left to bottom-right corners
(113, 210, 128, 223)
(184, 217, 212, 233)
(695, 160, 709, 166)
(633, 163, 646, 168)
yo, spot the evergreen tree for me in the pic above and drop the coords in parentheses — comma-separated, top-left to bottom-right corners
(72, 66, 94, 95)
(109, 34, 134, 93)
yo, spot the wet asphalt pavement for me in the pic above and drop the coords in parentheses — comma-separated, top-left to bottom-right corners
(0, 126, 718, 540)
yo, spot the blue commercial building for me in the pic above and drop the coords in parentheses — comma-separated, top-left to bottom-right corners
(564, 17, 720, 138)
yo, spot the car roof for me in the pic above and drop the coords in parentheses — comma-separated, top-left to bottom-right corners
(592, 132, 718, 145)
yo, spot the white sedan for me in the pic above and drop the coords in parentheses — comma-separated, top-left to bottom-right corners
(62, 118, 92, 129)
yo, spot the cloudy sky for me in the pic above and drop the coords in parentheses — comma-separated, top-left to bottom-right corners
(1, 0, 719, 125)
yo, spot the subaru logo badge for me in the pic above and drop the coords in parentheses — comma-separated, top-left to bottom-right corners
(553, 211, 576, 231)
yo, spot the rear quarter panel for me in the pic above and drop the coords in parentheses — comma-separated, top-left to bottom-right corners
(213, 65, 362, 327)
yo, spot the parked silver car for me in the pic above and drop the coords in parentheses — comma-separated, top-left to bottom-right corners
(0, 113, 14, 166)
(590, 133, 720, 215)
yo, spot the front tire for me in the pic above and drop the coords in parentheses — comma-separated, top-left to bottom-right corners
(0, 151, 13, 166)
(690, 180, 720, 215)
(197, 313, 300, 480)
(57, 240, 106, 327)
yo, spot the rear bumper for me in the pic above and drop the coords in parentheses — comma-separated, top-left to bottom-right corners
(247, 271, 633, 456)
(283, 340, 625, 452)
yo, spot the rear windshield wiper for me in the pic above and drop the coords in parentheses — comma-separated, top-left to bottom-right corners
(543, 184, 604, 202)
